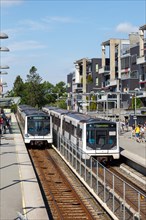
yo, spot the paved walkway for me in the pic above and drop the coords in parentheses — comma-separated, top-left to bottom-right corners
(119, 129, 146, 168)
(0, 114, 48, 220)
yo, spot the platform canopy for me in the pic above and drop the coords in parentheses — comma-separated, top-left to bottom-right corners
(0, 97, 21, 107)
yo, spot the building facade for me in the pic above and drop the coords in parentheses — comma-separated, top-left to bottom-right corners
(67, 24, 146, 113)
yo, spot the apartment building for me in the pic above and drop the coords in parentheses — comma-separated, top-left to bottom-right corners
(67, 58, 101, 111)
(67, 24, 146, 112)
(136, 24, 146, 105)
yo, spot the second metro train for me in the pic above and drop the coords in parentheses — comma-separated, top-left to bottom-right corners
(16, 105, 53, 146)
(42, 106, 120, 161)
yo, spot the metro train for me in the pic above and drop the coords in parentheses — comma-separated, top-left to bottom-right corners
(42, 106, 120, 161)
(16, 105, 53, 146)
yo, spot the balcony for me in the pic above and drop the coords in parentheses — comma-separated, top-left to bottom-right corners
(136, 91, 146, 98)
(139, 80, 146, 84)
(121, 73, 130, 79)
(110, 79, 119, 86)
(99, 65, 110, 74)
(101, 80, 110, 88)
(72, 83, 83, 93)
(137, 55, 146, 64)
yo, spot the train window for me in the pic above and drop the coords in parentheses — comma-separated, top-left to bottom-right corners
(27, 119, 50, 135)
(54, 117, 60, 127)
(65, 121, 69, 131)
(108, 137, 114, 144)
(97, 136, 105, 145)
(74, 126, 77, 136)
(71, 124, 74, 136)
(63, 128, 65, 135)
(63, 121, 66, 130)
(86, 125, 116, 150)
(43, 121, 50, 133)
(77, 125, 82, 138)
(87, 130, 95, 144)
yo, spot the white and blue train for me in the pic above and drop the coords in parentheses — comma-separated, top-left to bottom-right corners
(17, 105, 53, 146)
(42, 106, 120, 161)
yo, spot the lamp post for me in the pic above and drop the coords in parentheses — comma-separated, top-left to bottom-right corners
(0, 66, 9, 98)
(130, 90, 138, 127)
(0, 33, 9, 99)
(0, 33, 9, 144)
(0, 33, 8, 39)
(134, 91, 137, 127)
(0, 46, 9, 52)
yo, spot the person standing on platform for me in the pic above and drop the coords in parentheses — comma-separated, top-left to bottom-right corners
(1, 111, 7, 134)
(140, 125, 145, 142)
(125, 118, 129, 132)
(0, 115, 4, 145)
(144, 121, 146, 130)
(0, 115, 3, 132)
(131, 124, 135, 138)
(119, 120, 125, 133)
(135, 124, 141, 143)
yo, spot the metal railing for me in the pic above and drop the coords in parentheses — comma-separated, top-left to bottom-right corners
(54, 131, 146, 220)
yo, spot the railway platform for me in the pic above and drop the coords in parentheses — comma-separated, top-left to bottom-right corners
(0, 113, 48, 220)
(0, 113, 146, 220)
(119, 130, 146, 176)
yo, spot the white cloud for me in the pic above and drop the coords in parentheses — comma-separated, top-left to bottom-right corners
(8, 40, 46, 51)
(2, 27, 26, 39)
(43, 16, 77, 24)
(18, 19, 51, 31)
(1, 0, 24, 7)
(13, 16, 77, 33)
(116, 22, 139, 33)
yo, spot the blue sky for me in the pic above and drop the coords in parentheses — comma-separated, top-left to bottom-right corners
(1, 0, 146, 92)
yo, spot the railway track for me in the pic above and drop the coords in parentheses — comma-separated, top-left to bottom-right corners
(92, 163, 146, 220)
(110, 166, 146, 218)
(28, 148, 111, 220)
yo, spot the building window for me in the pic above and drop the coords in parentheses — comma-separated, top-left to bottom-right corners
(130, 70, 138, 79)
(96, 64, 98, 72)
(96, 78, 99, 86)
(121, 57, 130, 69)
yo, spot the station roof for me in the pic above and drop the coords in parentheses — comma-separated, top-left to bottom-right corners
(0, 97, 21, 107)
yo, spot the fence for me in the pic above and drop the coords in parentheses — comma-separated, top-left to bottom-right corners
(54, 131, 146, 220)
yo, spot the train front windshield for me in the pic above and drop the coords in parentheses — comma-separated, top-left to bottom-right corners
(86, 123, 117, 150)
(27, 116, 50, 136)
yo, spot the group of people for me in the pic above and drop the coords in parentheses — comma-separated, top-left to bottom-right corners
(131, 123, 145, 143)
(0, 110, 11, 134)
(120, 118, 146, 143)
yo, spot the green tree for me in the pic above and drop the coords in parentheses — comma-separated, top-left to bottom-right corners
(13, 75, 24, 95)
(43, 81, 56, 104)
(8, 67, 68, 109)
(52, 81, 67, 108)
(90, 95, 97, 111)
(53, 81, 67, 96)
(10, 75, 27, 103)
(25, 66, 43, 107)
(131, 96, 143, 110)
